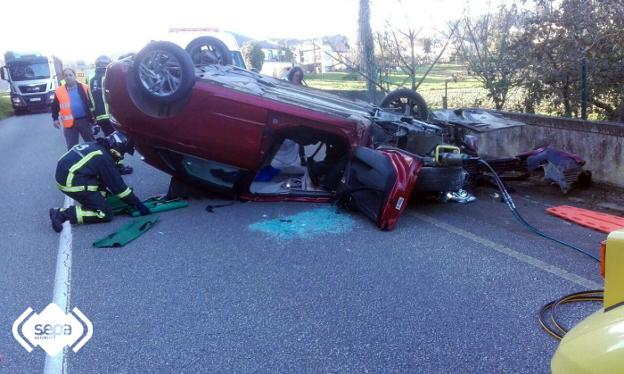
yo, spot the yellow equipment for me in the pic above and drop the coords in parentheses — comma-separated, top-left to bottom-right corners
(551, 228, 624, 373)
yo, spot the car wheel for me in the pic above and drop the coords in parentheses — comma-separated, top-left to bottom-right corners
(127, 41, 195, 118)
(130, 41, 195, 104)
(380, 88, 429, 121)
(185, 36, 233, 66)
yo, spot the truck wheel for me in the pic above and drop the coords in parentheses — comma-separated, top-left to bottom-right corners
(185, 36, 233, 66)
(380, 88, 429, 121)
(127, 41, 195, 118)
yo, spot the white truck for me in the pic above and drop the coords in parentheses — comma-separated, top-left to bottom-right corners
(0, 51, 63, 114)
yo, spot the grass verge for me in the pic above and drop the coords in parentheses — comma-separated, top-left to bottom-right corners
(0, 93, 13, 120)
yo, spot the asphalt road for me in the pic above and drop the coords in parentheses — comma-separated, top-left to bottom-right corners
(0, 112, 605, 373)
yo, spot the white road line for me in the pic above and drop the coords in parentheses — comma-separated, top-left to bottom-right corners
(409, 212, 602, 289)
(44, 196, 73, 374)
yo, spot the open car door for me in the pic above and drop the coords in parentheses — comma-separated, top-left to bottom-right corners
(338, 147, 421, 230)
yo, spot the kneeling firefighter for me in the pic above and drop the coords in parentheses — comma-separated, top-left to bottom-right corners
(49, 131, 150, 232)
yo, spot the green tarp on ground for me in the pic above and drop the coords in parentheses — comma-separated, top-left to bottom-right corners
(93, 215, 159, 248)
(106, 195, 189, 216)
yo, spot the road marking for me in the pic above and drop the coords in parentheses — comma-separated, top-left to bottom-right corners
(409, 212, 602, 289)
(44, 196, 73, 374)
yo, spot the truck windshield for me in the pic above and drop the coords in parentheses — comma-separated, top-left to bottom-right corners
(8, 61, 51, 81)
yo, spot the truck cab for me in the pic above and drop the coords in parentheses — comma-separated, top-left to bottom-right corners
(0, 52, 63, 114)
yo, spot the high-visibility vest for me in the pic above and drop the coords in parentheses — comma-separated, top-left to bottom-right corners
(55, 83, 90, 128)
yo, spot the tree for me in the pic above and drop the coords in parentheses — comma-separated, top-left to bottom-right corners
(241, 42, 265, 72)
(283, 48, 294, 63)
(373, 0, 459, 94)
(358, 0, 377, 102)
(518, 0, 624, 120)
(382, 24, 423, 91)
(454, 4, 524, 110)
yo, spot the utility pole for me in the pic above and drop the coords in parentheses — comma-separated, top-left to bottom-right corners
(581, 56, 588, 120)
(443, 79, 449, 109)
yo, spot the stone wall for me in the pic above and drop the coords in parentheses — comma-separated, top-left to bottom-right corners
(473, 112, 624, 188)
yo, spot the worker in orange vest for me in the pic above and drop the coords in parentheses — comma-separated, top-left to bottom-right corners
(51, 68, 96, 149)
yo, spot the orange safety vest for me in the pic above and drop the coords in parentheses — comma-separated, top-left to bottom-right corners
(55, 83, 91, 128)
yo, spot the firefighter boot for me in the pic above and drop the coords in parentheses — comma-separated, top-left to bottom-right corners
(49, 208, 68, 233)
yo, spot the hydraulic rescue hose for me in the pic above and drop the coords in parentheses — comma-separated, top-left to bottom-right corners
(478, 159, 599, 262)
(538, 290, 604, 340)
(478, 160, 604, 340)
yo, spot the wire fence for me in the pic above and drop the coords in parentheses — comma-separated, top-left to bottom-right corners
(418, 87, 528, 111)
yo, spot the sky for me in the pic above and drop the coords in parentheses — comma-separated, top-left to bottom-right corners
(0, 0, 512, 63)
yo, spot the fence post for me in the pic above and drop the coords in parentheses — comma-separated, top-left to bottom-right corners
(581, 56, 588, 120)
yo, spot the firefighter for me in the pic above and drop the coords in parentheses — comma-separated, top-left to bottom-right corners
(49, 131, 150, 233)
(90, 55, 133, 174)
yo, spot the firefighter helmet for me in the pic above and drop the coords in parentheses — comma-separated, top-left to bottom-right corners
(106, 131, 135, 156)
(95, 55, 112, 69)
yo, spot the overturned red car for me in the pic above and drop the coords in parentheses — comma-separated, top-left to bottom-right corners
(104, 38, 584, 230)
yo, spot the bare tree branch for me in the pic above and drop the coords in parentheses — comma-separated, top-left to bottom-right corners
(311, 41, 388, 93)
(415, 21, 459, 90)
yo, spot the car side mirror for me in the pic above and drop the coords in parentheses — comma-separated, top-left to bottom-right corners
(0, 66, 6, 81)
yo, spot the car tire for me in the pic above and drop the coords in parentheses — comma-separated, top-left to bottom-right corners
(129, 41, 195, 104)
(127, 41, 195, 118)
(185, 36, 233, 66)
(380, 88, 429, 121)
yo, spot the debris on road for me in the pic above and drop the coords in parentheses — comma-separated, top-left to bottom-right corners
(443, 189, 476, 203)
(249, 207, 354, 241)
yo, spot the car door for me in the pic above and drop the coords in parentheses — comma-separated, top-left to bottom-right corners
(337, 147, 422, 230)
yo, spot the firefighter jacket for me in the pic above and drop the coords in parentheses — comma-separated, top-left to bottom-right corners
(55, 141, 141, 205)
(89, 69, 110, 122)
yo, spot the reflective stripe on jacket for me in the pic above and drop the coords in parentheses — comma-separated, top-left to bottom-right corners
(89, 71, 110, 122)
(54, 83, 91, 128)
(55, 142, 139, 205)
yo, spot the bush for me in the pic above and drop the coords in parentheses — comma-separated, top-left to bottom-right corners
(241, 42, 265, 72)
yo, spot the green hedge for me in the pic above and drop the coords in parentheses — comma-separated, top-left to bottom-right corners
(0, 94, 13, 120)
